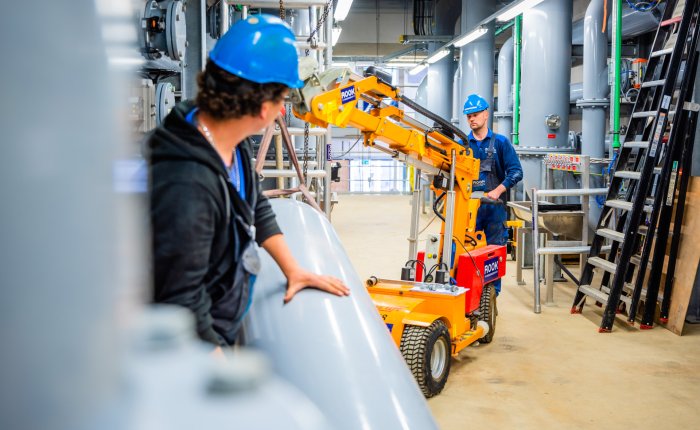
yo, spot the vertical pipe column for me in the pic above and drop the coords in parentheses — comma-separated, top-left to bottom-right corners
(1, 2, 142, 427)
(452, 61, 463, 125)
(459, 0, 496, 131)
(496, 36, 514, 138)
(427, 42, 454, 121)
(427, 0, 460, 122)
(519, 0, 573, 193)
(579, 0, 609, 230)
(220, 0, 230, 35)
(183, 0, 207, 99)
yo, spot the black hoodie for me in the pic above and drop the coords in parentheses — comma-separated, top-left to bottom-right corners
(148, 101, 281, 346)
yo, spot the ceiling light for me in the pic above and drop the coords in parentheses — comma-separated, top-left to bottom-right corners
(334, 0, 354, 22)
(426, 49, 450, 64)
(332, 26, 342, 46)
(383, 62, 422, 68)
(332, 61, 350, 68)
(409, 63, 428, 75)
(453, 26, 488, 48)
(496, 0, 545, 22)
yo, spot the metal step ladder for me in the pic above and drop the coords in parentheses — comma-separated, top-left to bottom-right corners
(571, 0, 700, 332)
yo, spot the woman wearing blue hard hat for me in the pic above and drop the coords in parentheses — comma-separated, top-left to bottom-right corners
(463, 94, 523, 296)
(148, 15, 349, 348)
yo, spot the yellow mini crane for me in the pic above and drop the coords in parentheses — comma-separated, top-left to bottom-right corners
(291, 64, 507, 397)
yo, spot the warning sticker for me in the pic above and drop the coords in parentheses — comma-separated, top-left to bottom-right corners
(662, 95, 671, 110)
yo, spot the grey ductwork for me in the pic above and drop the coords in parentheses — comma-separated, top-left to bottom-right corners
(577, 0, 610, 230)
(572, 2, 663, 45)
(458, 0, 496, 131)
(496, 36, 514, 139)
(243, 199, 439, 430)
(519, 0, 573, 195)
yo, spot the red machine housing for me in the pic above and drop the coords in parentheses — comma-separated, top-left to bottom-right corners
(454, 245, 507, 313)
(416, 251, 425, 281)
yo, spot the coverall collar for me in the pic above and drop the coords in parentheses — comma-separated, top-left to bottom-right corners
(468, 128, 493, 145)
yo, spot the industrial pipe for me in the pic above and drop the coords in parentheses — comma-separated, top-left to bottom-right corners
(459, 0, 496, 131)
(578, 0, 609, 229)
(242, 199, 439, 430)
(496, 36, 514, 139)
(427, 0, 461, 121)
(519, 0, 573, 194)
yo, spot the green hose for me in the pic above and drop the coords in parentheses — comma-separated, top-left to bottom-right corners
(512, 15, 522, 146)
(612, 0, 622, 149)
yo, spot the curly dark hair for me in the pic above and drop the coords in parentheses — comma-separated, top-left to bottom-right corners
(196, 60, 288, 120)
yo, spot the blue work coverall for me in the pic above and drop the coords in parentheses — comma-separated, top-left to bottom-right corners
(467, 129, 523, 294)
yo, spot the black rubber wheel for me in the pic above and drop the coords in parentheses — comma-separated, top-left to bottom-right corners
(478, 283, 497, 343)
(400, 320, 451, 398)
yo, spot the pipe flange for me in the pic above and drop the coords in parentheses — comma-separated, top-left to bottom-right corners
(576, 98, 609, 108)
(493, 111, 513, 118)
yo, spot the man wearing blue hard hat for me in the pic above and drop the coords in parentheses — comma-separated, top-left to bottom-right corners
(464, 94, 523, 295)
(148, 15, 349, 348)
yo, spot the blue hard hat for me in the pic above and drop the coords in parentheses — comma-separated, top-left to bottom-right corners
(209, 15, 303, 88)
(463, 94, 489, 115)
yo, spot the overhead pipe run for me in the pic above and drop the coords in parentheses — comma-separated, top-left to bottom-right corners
(571, 1, 663, 45)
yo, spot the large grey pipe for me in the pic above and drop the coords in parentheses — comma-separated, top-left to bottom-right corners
(0, 2, 146, 429)
(519, 0, 573, 194)
(452, 60, 463, 124)
(427, 42, 454, 120)
(427, 0, 461, 121)
(496, 36, 514, 139)
(459, 0, 496, 131)
(243, 199, 438, 430)
(579, 0, 610, 230)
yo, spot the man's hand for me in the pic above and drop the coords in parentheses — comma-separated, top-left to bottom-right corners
(284, 268, 350, 304)
(486, 184, 506, 200)
(260, 234, 350, 304)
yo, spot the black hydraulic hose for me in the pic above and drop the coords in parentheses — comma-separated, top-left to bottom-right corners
(554, 255, 580, 286)
(398, 94, 471, 145)
(433, 191, 446, 222)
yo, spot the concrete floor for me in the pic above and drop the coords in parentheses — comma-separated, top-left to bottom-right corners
(332, 194, 700, 430)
